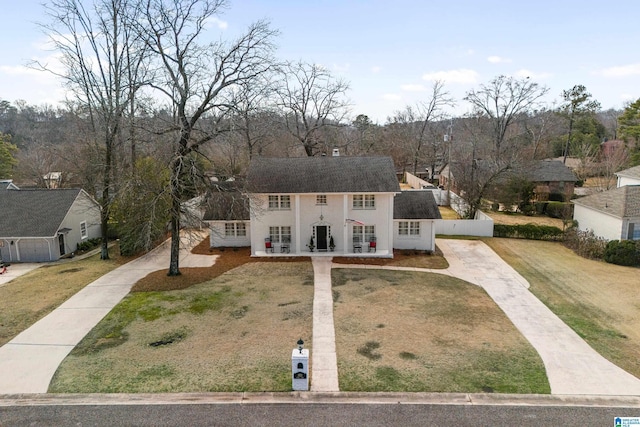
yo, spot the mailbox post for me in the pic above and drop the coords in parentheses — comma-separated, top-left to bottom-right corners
(292, 338, 309, 391)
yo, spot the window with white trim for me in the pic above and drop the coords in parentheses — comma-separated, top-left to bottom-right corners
(80, 221, 88, 239)
(316, 194, 327, 205)
(399, 221, 420, 236)
(269, 226, 291, 243)
(353, 194, 375, 209)
(268, 195, 291, 210)
(225, 223, 246, 237)
(353, 225, 375, 242)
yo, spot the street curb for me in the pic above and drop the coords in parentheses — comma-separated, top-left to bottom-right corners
(1, 392, 639, 407)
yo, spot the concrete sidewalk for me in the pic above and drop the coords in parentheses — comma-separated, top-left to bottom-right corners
(335, 239, 640, 396)
(310, 257, 339, 392)
(0, 233, 217, 394)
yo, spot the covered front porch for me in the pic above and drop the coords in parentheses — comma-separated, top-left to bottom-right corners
(252, 249, 392, 258)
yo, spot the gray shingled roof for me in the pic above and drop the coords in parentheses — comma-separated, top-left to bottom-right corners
(393, 191, 442, 220)
(524, 160, 577, 182)
(616, 165, 640, 180)
(0, 188, 84, 237)
(247, 156, 401, 193)
(572, 185, 640, 218)
(202, 182, 250, 221)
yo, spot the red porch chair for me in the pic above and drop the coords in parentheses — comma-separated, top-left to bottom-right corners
(368, 236, 377, 253)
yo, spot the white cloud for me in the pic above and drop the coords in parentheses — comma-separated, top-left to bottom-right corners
(422, 68, 478, 84)
(204, 16, 228, 30)
(400, 84, 426, 92)
(382, 93, 402, 101)
(487, 55, 511, 64)
(515, 69, 552, 80)
(332, 63, 351, 74)
(598, 63, 640, 78)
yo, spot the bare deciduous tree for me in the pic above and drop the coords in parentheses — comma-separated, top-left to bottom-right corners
(388, 81, 453, 178)
(277, 61, 350, 156)
(138, 0, 277, 275)
(464, 75, 549, 161)
(36, 0, 148, 259)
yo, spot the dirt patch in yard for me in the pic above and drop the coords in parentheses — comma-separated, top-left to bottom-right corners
(132, 245, 304, 292)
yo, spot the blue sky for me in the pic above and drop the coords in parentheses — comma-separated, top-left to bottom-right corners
(1, 0, 639, 123)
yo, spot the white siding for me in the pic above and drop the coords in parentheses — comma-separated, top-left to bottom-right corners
(573, 204, 623, 241)
(208, 221, 251, 247)
(250, 192, 396, 255)
(617, 176, 640, 187)
(393, 219, 436, 251)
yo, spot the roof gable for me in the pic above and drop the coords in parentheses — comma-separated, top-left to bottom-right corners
(393, 191, 442, 220)
(524, 160, 577, 182)
(247, 156, 401, 194)
(616, 165, 640, 180)
(0, 188, 85, 237)
(572, 185, 640, 218)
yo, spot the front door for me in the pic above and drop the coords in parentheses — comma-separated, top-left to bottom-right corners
(316, 226, 328, 251)
(58, 234, 65, 256)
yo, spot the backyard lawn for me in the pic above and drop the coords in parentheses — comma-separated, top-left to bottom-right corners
(484, 238, 640, 378)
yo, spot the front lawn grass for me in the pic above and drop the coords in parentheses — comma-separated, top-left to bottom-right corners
(332, 269, 550, 393)
(49, 261, 314, 393)
(49, 241, 551, 393)
(0, 248, 125, 346)
(484, 238, 640, 378)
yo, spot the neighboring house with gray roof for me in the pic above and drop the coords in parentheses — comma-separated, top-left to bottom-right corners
(524, 160, 577, 201)
(572, 185, 640, 241)
(0, 185, 101, 262)
(440, 160, 577, 203)
(616, 165, 640, 187)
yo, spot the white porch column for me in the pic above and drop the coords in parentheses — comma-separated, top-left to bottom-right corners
(295, 194, 301, 254)
(343, 194, 348, 252)
(388, 193, 395, 253)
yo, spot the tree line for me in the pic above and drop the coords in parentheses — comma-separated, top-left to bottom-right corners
(1, 0, 639, 273)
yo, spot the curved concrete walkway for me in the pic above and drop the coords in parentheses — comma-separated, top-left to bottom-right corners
(0, 232, 217, 394)
(333, 239, 640, 396)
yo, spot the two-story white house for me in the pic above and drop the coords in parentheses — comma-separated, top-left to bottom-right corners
(246, 155, 401, 256)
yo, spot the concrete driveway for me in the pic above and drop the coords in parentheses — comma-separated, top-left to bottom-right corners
(333, 239, 640, 395)
(0, 232, 217, 394)
(0, 263, 40, 287)
(436, 239, 640, 396)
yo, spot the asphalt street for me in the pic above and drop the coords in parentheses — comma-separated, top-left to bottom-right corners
(0, 401, 638, 427)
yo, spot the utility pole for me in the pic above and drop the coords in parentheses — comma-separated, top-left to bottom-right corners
(444, 119, 453, 206)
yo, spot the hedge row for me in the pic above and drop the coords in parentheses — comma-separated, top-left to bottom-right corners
(493, 223, 564, 241)
(604, 240, 640, 267)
